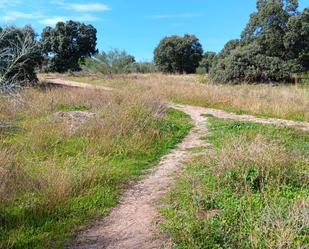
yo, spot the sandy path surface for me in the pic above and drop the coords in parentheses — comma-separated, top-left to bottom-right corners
(174, 104, 309, 131)
(42, 77, 113, 91)
(70, 105, 210, 249)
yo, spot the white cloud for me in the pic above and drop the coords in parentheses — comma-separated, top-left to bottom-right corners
(39, 15, 99, 26)
(39, 16, 66, 26)
(67, 3, 110, 12)
(53, 1, 110, 12)
(149, 13, 203, 20)
(3, 11, 43, 22)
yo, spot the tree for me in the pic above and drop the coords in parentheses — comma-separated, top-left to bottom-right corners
(0, 25, 42, 92)
(210, 0, 307, 83)
(241, 0, 298, 57)
(41, 20, 97, 72)
(199, 52, 216, 73)
(284, 8, 309, 71)
(154, 34, 203, 74)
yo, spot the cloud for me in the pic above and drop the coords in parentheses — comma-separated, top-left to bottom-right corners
(39, 16, 66, 26)
(149, 13, 203, 20)
(3, 11, 43, 22)
(67, 3, 110, 12)
(39, 15, 100, 26)
(53, 1, 110, 12)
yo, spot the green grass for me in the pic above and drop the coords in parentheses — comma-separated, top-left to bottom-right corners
(159, 117, 309, 249)
(0, 108, 192, 249)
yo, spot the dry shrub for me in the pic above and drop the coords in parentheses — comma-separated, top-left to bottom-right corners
(214, 135, 307, 193)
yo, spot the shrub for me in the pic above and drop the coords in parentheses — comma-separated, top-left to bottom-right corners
(210, 44, 294, 83)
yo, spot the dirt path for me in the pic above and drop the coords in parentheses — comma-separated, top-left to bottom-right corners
(71, 105, 210, 249)
(42, 77, 113, 91)
(174, 104, 309, 131)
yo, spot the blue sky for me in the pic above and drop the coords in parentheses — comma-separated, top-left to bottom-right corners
(1, 0, 308, 61)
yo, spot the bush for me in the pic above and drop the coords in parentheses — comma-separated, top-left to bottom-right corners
(82, 49, 157, 74)
(210, 44, 295, 83)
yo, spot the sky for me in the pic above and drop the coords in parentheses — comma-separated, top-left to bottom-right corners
(1, 0, 309, 61)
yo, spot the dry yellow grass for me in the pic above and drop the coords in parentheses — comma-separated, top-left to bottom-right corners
(0, 86, 164, 203)
(66, 73, 309, 121)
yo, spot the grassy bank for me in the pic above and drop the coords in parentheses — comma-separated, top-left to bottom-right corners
(0, 87, 192, 249)
(65, 74, 309, 121)
(159, 117, 309, 249)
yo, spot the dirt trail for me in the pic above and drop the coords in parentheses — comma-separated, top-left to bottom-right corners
(173, 104, 309, 131)
(71, 105, 210, 249)
(42, 77, 113, 91)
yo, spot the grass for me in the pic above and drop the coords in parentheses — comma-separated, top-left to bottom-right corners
(0, 87, 192, 249)
(64, 73, 309, 121)
(159, 117, 309, 249)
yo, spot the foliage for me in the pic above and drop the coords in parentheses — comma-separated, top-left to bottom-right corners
(160, 117, 309, 248)
(41, 20, 97, 73)
(210, 0, 309, 83)
(210, 43, 294, 83)
(0, 26, 42, 92)
(198, 52, 216, 73)
(284, 8, 309, 71)
(154, 34, 203, 74)
(82, 49, 157, 74)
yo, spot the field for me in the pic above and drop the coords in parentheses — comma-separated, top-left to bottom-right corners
(1, 73, 309, 248)
(159, 117, 309, 248)
(66, 74, 309, 121)
(0, 86, 191, 248)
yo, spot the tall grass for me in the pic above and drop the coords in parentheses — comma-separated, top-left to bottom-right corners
(0, 86, 191, 248)
(66, 73, 309, 121)
(159, 117, 309, 249)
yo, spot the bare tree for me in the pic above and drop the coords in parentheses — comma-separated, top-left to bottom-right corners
(0, 26, 42, 93)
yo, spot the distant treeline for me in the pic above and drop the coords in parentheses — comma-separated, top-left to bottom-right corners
(1, 0, 309, 92)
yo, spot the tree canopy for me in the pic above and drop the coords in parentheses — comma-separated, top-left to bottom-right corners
(210, 0, 309, 83)
(154, 34, 203, 74)
(41, 20, 97, 72)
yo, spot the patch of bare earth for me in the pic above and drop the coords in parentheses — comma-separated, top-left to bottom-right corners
(70, 105, 210, 249)
(43, 77, 113, 91)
